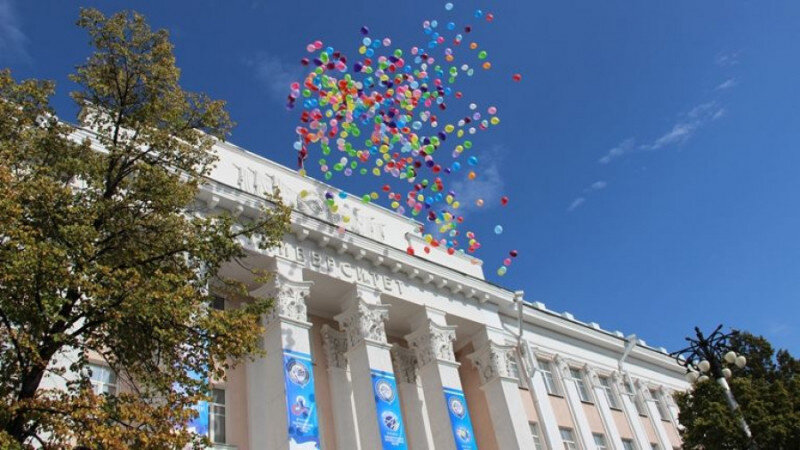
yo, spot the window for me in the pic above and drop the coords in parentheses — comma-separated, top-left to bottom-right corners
(88, 364, 117, 395)
(529, 422, 544, 450)
(593, 433, 608, 450)
(650, 444, 660, 450)
(508, 353, 521, 382)
(569, 368, 591, 402)
(650, 389, 670, 420)
(211, 295, 225, 311)
(624, 381, 647, 416)
(559, 427, 578, 450)
(538, 359, 560, 395)
(622, 439, 637, 450)
(599, 376, 620, 409)
(210, 388, 226, 444)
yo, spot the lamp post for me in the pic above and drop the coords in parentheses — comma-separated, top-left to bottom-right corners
(670, 325, 756, 448)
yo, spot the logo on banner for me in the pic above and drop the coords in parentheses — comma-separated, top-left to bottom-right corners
(449, 396, 466, 418)
(376, 379, 396, 403)
(287, 359, 311, 387)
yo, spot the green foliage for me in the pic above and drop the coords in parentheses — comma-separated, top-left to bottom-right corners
(0, 9, 290, 449)
(675, 333, 800, 449)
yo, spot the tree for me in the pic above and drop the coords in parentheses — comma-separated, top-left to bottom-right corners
(0, 9, 290, 449)
(675, 332, 800, 449)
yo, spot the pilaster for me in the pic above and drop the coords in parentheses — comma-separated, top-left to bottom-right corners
(553, 356, 594, 450)
(391, 345, 435, 450)
(467, 329, 536, 450)
(335, 284, 408, 449)
(614, 372, 651, 450)
(586, 367, 624, 450)
(320, 325, 360, 450)
(246, 259, 319, 450)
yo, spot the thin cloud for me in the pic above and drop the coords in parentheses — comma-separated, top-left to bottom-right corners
(244, 52, 303, 102)
(0, 0, 29, 63)
(451, 145, 505, 215)
(715, 51, 740, 67)
(567, 197, 585, 212)
(599, 101, 727, 163)
(586, 180, 607, 192)
(715, 78, 738, 91)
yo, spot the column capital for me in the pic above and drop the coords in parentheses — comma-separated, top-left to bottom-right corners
(391, 345, 419, 384)
(334, 298, 390, 349)
(468, 341, 518, 385)
(250, 274, 313, 327)
(321, 325, 348, 370)
(405, 319, 458, 368)
(585, 366, 602, 387)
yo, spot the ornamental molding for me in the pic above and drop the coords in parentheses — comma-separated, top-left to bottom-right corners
(405, 319, 457, 368)
(468, 341, 518, 385)
(251, 275, 313, 326)
(334, 298, 390, 349)
(321, 325, 348, 370)
(391, 346, 419, 384)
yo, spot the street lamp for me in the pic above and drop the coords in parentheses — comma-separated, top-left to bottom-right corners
(670, 325, 756, 448)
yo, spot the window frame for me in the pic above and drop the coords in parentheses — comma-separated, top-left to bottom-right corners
(598, 375, 620, 409)
(209, 387, 227, 444)
(593, 433, 608, 450)
(529, 422, 545, 450)
(88, 363, 117, 396)
(537, 358, 561, 396)
(569, 367, 592, 403)
(559, 427, 579, 450)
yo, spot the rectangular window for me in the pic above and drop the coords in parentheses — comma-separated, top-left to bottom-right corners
(559, 427, 579, 450)
(651, 444, 661, 450)
(211, 295, 225, 311)
(210, 388, 226, 444)
(651, 389, 670, 420)
(593, 433, 608, 450)
(529, 422, 544, 450)
(508, 353, 521, 383)
(622, 439, 637, 450)
(569, 368, 591, 402)
(88, 363, 117, 395)
(624, 380, 647, 416)
(538, 359, 560, 395)
(598, 376, 619, 409)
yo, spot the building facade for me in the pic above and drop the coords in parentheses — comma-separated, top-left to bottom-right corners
(88, 136, 689, 450)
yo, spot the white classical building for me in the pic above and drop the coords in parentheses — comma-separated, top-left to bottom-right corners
(83, 134, 689, 450)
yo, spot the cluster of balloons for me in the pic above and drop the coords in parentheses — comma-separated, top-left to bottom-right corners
(288, 2, 521, 276)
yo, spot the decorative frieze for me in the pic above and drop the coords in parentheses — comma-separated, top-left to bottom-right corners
(405, 319, 457, 367)
(468, 341, 518, 385)
(334, 298, 390, 348)
(391, 346, 419, 384)
(321, 325, 348, 370)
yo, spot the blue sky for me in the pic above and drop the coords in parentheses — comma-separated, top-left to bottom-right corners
(2, 0, 798, 353)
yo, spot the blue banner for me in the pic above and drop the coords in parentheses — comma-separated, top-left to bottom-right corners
(184, 370, 209, 437)
(444, 387, 477, 450)
(283, 349, 321, 449)
(371, 369, 408, 449)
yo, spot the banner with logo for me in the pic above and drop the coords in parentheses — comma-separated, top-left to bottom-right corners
(444, 387, 477, 450)
(283, 349, 321, 449)
(371, 369, 408, 449)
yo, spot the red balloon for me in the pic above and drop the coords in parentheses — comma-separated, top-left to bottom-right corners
(509, 250, 518, 257)
(501, 196, 509, 205)
(406, 246, 415, 255)
(512, 73, 522, 82)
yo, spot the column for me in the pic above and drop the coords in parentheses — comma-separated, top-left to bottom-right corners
(615, 372, 650, 450)
(335, 284, 408, 449)
(553, 356, 594, 450)
(405, 307, 476, 450)
(246, 257, 320, 450)
(391, 345, 435, 450)
(467, 329, 536, 450)
(320, 325, 361, 450)
(642, 384, 672, 450)
(586, 367, 625, 450)
(520, 343, 564, 450)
